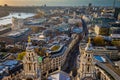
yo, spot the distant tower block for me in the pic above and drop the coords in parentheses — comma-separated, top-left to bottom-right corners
(73, 11, 76, 19)
(88, 3, 92, 7)
(68, 9, 70, 14)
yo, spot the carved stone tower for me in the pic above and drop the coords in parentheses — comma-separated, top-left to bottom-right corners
(23, 36, 41, 80)
(78, 37, 95, 80)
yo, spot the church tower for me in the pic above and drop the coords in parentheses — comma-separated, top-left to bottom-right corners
(23, 36, 41, 80)
(78, 37, 95, 80)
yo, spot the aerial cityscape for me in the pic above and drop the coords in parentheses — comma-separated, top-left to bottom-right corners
(0, 0, 120, 80)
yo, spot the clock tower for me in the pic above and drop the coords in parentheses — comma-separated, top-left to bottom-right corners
(78, 37, 95, 79)
(23, 36, 41, 80)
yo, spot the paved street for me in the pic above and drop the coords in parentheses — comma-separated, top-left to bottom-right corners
(96, 62, 120, 80)
(62, 19, 88, 76)
(63, 41, 80, 77)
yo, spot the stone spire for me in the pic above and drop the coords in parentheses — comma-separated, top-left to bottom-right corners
(85, 37, 93, 51)
(23, 36, 41, 80)
(78, 37, 96, 79)
(26, 36, 33, 51)
(28, 36, 31, 43)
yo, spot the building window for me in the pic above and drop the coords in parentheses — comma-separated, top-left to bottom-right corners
(87, 65, 90, 72)
(88, 58, 91, 62)
(82, 64, 84, 72)
(86, 54, 87, 57)
(29, 64, 31, 71)
(29, 57, 30, 61)
(34, 64, 36, 71)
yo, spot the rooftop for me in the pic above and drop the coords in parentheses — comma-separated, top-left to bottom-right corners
(0, 27, 10, 32)
(24, 18, 46, 25)
(51, 45, 60, 51)
(111, 34, 120, 39)
(93, 17, 115, 24)
(72, 27, 83, 33)
(105, 63, 120, 76)
(0, 60, 21, 74)
(95, 24, 110, 28)
(48, 71, 70, 80)
(94, 55, 106, 62)
(8, 28, 29, 38)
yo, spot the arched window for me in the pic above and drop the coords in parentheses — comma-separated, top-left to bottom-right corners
(32, 53, 34, 56)
(26, 78, 33, 80)
(29, 64, 31, 71)
(87, 65, 90, 72)
(88, 58, 91, 62)
(82, 64, 84, 72)
(86, 54, 87, 57)
(27, 57, 30, 61)
(34, 64, 36, 71)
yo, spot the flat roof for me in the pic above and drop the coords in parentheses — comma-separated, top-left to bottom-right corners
(105, 63, 120, 76)
(72, 27, 83, 33)
(111, 34, 120, 38)
(51, 46, 66, 58)
(8, 28, 29, 37)
(95, 24, 110, 28)
(0, 28, 30, 38)
(0, 27, 10, 32)
(0, 66, 5, 71)
(2, 60, 18, 66)
(94, 55, 106, 62)
(48, 71, 70, 80)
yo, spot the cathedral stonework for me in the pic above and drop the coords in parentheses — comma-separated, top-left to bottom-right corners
(78, 38, 96, 80)
(22, 36, 41, 80)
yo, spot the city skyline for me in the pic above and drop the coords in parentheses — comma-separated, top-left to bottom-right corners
(0, 0, 120, 79)
(0, 0, 120, 7)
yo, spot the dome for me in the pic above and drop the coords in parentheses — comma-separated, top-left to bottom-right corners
(39, 35, 45, 39)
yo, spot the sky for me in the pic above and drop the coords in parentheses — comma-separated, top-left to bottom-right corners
(0, 0, 120, 7)
(0, 0, 67, 6)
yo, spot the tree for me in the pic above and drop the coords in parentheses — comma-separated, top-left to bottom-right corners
(93, 36, 105, 46)
(111, 41, 120, 46)
(17, 52, 26, 60)
(99, 28, 110, 36)
(4, 4, 8, 7)
(34, 48, 39, 54)
(51, 45, 60, 51)
(38, 47, 46, 56)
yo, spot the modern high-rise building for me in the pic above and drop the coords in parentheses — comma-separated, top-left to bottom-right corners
(114, 8, 120, 20)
